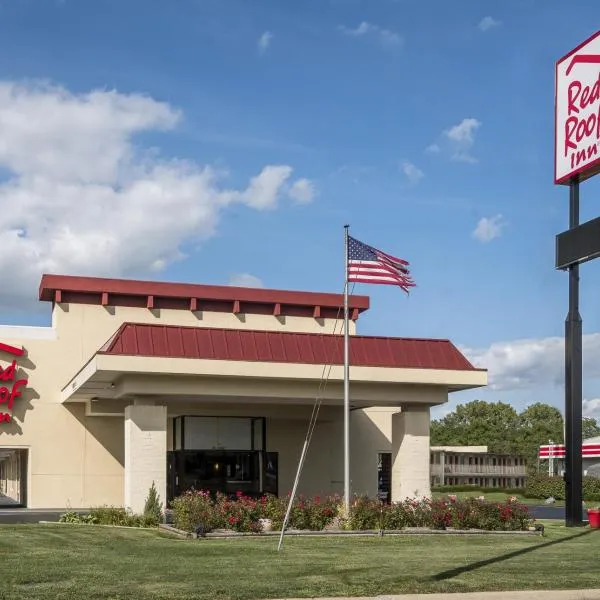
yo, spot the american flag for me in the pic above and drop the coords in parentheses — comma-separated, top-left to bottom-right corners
(347, 236, 415, 293)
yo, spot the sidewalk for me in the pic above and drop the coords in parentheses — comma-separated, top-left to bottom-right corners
(276, 590, 600, 600)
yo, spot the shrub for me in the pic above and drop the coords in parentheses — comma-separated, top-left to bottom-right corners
(287, 493, 339, 531)
(214, 492, 263, 533)
(584, 477, 600, 502)
(58, 506, 158, 527)
(524, 475, 600, 502)
(59, 511, 98, 524)
(261, 493, 287, 528)
(143, 482, 162, 526)
(171, 489, 219, 533)
(89, 506, 141, 527)
(168, 490, 534, 533)
(347, 495, 383, 530)
(432, 485, 524, 495)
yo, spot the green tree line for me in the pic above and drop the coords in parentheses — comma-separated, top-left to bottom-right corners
(431, 400, 600, 473)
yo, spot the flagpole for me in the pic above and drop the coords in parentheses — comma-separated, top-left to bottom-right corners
(343, 224, 350, 515)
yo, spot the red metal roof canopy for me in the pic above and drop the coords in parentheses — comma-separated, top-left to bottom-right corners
(99, 323, 481, 372)
(39, 274, 370, 321)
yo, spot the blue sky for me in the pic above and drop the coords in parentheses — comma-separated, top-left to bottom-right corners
(0, 0, 599, 419)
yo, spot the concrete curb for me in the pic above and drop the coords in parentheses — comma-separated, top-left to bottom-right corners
(159, 524, 194, 538)
(270, 590, 600, 600)
(157, 524, 543, 539)
(38, 521, 157, 531)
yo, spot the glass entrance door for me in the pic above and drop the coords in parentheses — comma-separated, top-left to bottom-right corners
(167, 450, 278, 501)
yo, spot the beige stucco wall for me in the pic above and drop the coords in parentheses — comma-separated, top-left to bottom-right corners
(55, 303, 356, 366)
(0, 296, 466, 508)
(350, 407, 398, 497)
(0, 300, 359, 509)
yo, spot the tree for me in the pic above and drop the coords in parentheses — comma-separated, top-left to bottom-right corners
(432, 402, 600, 478)
(583, 417, 600, 441)
(430, 400, 520, 454)
(144, 481, 162, 524)
(431, 401, 570, 474)
(517, 403, 564, 473)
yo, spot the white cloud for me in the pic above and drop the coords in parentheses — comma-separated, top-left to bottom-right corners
(228, 273, 264, 288)
(446, 119, 480, 144)
(400, 161, 424, 185)
(478, 16, 501, 32)
(258, 31, 273, 54)
(425, 143, 440, 154)
(443, 118, 481, 163)
(584, 399, 600, 420)
(472, 214, 506, 243)
(0, 80, 312, 308)
(239, 165, 294, 209)
(461, 333, 600, 391)
(288, 178, 316, 204)
(338, 22, 403, 47)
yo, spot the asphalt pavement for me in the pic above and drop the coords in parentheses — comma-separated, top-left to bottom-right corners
(0, 508, 83, 524)
(528, 504, 587, 521)
(0, 505, 585, 525)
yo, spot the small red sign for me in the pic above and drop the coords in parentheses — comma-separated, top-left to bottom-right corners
(0, 343, 28, 423)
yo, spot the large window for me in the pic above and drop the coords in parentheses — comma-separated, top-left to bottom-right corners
(172, 417, 266, 451)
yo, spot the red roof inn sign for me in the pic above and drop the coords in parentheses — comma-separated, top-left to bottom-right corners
(555, 30, 600, 184)
(0, 342, 28, 424)
(554, 30, 600, 528)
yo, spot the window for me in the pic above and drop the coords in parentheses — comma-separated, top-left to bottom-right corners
(174, 417, 266, 451)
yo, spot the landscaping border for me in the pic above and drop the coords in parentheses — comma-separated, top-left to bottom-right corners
(38, 521, 152, 531)
(158, 523, 543, 539)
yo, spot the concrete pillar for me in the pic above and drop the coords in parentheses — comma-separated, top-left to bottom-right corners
(391, 406, 431, 501)
(440, 451, 445, 487)
(124, 400, 167, 514)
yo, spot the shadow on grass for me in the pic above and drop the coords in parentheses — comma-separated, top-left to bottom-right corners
(430, 529, 597, 582)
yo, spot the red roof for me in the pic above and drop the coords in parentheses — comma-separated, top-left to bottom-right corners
(98, 323, 480, 371)
(39, 274, 369, 321)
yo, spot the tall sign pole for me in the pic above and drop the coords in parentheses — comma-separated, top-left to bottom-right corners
(564, 177, 583, 526)
(554, 30, 600, 527)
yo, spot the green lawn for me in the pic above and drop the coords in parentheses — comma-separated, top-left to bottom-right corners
(0, 523, 597, 600)
(432, 490, 565, 506)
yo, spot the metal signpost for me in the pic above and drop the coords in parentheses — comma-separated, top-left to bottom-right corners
(554, 30, 600, 527)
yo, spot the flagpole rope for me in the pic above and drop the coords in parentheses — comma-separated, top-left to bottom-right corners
(276, 280, 356, 551)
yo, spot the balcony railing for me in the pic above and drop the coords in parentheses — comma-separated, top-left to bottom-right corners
(431, 464, 527, 476)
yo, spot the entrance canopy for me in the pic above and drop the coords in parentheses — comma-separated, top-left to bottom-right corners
(61, 323, 487, 408)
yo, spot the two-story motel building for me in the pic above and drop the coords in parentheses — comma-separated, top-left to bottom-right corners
(0, 274, 487, 512)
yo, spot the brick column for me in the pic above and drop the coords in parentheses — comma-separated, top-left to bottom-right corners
(124, 400, 167, 514)
(391, 406, 431, 501)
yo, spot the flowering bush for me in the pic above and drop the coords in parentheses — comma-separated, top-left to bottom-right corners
(348, 496, 532, 531)
(347, 496, 384, 530)
(171, 490, 219, 533)
(213, 492, 264, 533)
(169, 490, 533, 533)
(288, 494, 340, 530)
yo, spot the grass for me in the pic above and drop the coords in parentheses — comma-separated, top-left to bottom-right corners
(0, 522, 597, 599)
(432, 490, 566, 506)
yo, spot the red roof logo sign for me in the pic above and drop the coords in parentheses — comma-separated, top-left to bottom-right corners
(555, 30, 600, 184)
(0, 342, 28, 424)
